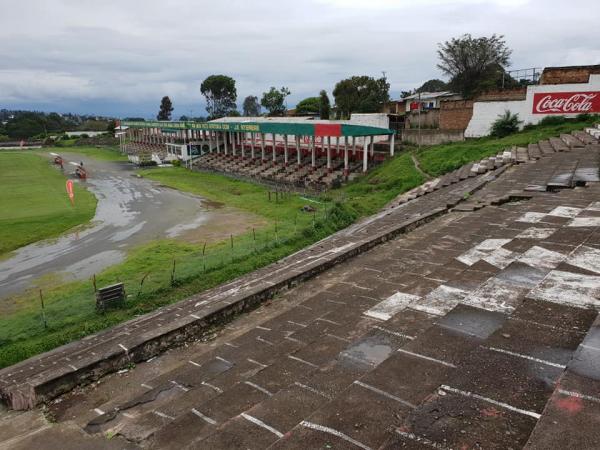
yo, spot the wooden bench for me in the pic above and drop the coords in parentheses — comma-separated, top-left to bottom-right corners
(96, 283, 125, 311)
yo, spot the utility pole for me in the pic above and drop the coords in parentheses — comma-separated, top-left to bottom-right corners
(418, 91, 422, 151)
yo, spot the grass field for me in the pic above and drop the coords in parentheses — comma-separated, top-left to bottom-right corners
(0, 152, 97, 255)
(56, 145, 128, 162)
(1, 118, 597, 368)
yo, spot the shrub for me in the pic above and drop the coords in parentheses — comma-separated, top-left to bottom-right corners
(490, 110, 522, 138)
(539, 115, 566, 126)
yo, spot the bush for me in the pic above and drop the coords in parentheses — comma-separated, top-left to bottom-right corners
(490, 110, 522, 138)
(0, 134, 9, 142)
(172, 159, 181, 167)
(575, 113, 599, 122)
(539, 115, 566, 126)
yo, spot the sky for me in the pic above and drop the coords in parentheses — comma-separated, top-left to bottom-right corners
(1, 0, 599, 119)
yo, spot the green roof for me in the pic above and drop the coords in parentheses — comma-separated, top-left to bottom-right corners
(121, 120, 393, 137)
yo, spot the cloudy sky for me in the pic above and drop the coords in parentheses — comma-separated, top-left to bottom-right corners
(1, 0, 598, 118)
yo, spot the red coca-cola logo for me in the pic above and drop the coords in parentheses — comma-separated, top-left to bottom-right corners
(533, 91, 600, 114)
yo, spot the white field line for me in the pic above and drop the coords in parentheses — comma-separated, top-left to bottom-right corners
(288, 355, 318, 368)
(486, 346, 566, 369)
(244, 381, 273, 396)
(440, 385, 541, 419)
(394, 430, 449, 449)
(191, 408, 217, 425)
(241, 413, 284, 438)
(396, 348, 457, 368)
(300, 421, 372, 450)
(294, 382, 332, 399)
(353, 381, 416, 409)
(373, 326, 415, 340)
(557, 389, 600, 404)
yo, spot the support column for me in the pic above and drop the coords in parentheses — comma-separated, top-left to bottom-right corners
(209, 131, 214, 153)
(370, 136, 374, 157)
(272, 133, 277, 163)
(284, 135, 288, 166)
(344, 136, 349, 177)
(327, 136, 332, 172)
(216, 132, 220, 154)
(223, 131, 228, 155)
(390, 133, 395, 156)
(260, 133, 265, 161)
(241, 133, 245, 158)
(296, 136, 301, 166)
(363, 137, 368, 172)
(311, 135, 316, 169)
(352, 136, 357, 157)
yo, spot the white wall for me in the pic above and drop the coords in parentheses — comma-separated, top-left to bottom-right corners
(465, 74, 600, 137)
(349, 113, 390, 129)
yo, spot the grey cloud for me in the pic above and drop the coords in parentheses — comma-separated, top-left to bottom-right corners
(0, 0, 598, 117)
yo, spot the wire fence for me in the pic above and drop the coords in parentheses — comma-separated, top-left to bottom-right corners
(28, 201, 344, 331)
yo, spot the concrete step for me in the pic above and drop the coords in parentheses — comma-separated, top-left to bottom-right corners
(561, 133, 585, 149)
(547, 160, 578, 189)
(516, 147, 529, 163)
(154, 305, 437, 449)
(528, 143, 542, 159)
(549, 136, 569, 152)
(524, 312, 600, 449)
(538, 140, 556, 156)
(383, 299, 595, 449)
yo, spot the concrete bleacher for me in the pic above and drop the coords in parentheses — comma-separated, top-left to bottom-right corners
(193, 149, 379, 190)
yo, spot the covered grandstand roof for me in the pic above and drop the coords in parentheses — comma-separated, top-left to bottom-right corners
(120, 119, 394, 137)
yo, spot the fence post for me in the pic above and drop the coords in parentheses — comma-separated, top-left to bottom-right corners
(137, 272, 150, 297)
(230, 234, 234, 262)
(253, 228, 257, 253)
(39, 289, 47, 329)
(170, 259, 176, 286)
(202, 242, 207, 272)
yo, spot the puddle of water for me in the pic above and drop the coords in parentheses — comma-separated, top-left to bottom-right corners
(341, 335, 394, 367)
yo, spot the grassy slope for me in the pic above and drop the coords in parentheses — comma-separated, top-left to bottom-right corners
(0, 152, 97, 255)
(417, 118, 598, 177)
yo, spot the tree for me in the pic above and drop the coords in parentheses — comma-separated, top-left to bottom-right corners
(295, 97, 320, 115)
(157, 96, 173, 121)
(261, 87, 291, 116)
(242, 95, 261, 116)
(416, 79, 448, 93)
(437, 34, 512, 98)
(319, 90, 331, 119)
(200, 75, 237, 119)
(332, 76, 390, 119)
(107, 120, 116, 134)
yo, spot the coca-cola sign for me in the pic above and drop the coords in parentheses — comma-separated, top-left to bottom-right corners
(533, 91, 600, 114)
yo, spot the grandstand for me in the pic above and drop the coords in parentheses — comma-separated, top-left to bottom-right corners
(120, 118, 395, 189)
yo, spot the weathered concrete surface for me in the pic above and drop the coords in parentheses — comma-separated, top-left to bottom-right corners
(1, 128, 600, 448)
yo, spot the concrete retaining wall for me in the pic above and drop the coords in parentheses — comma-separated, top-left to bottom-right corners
(400, 129, 464, 146)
